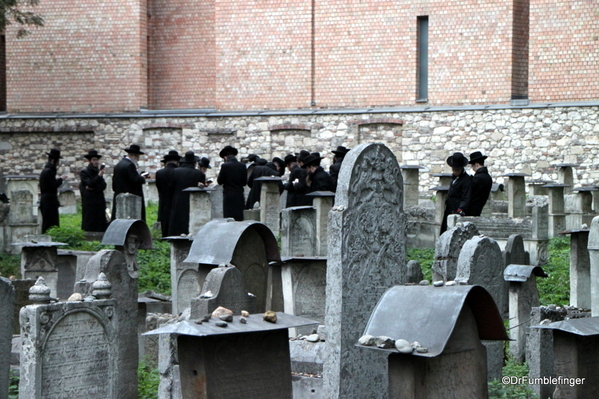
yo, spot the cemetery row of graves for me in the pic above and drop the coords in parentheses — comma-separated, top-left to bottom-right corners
(2, 143, 598, 399)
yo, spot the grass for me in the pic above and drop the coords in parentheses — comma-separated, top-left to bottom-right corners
(138, 359, 160, 399)
(537, 236, 570, 307)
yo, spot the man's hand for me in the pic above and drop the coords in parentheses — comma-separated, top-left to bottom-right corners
(456, 209, 465, 216)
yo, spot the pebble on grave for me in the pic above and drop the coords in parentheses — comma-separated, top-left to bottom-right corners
(357, 285, 509, 399)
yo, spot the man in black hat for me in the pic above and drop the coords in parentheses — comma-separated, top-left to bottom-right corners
(112, 144, 148, 221)
(80, 149, 108, 232)
(198, 157, 212, 180)
(168, 151, 206, 236)
(302, 152, 334, 203)
(245, 156, 270, 209)
(39, 148, 68, 233)
(441, 152, 472, 234)
(217, 145, 246, 221)
(155, 150, 180, 236)
(467, 151, 493, 217)
(283, 153, 310, 207)
(329, 145, 349, 192)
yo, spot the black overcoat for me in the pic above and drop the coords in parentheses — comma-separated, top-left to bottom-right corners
(246, 163, 280, 209)
(156, 163, 177, 236)
(285, 165, 310, 207)
(39, 161, 63, 233)
(168, 164, 205, 236)
(467, 166, 493, 217)
(306, 166, 334, 201)
(112, 157, 146, 221)
(329, 159, 343, 192)
(441, 170, 472, 233)
(217, 156, 246, 221)
(80, 164, 108, 232)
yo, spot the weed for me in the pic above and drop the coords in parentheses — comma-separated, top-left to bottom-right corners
(138, 359, 160, 399)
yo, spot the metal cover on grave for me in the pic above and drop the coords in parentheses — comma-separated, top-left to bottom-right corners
(101, 219, 152, 249)
(143, 312, 318, 337)
(504, 264, 547, 282)
(359, 285, 509, 357)
(532, 317, 599, 336)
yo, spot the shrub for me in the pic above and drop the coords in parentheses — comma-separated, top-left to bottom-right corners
(138, 359, 160, 399)
(0, 253, 21, 279)
(537, 237, 570, 306)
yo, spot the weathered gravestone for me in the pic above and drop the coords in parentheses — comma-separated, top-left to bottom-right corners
(308, 191, 335, 257)
(184, 187, 214, 236)
(6, 190, 40, 254)
(190, 265, 257, 318)
(280, 206, 316, 257)
(589, 216, 599, 316)
(0, 277, 15, 399)
(432, 222, 479, 282)
(323, 143, 407, 399)
(166, 237, 196, 315)
(455, 235, 507, 381)
(406, 260, 424, 283)
(503, 234, 530, 267)
(209, 184, 224, 219)
(115, 193, 142, 220)
(563, 228, 591, 310)
(10, 279, 35, 334)
(19, 276, 117, 399)
(257, 176, 285, 237)
(17, 240, 67, 299)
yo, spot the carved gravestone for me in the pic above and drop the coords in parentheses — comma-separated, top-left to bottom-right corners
(115, 193, 142, 220)
(281, 206, 316, 257)
(191, 265, 256, 318)
(0, 277, 15, 399)
(19, 280, 117, 398)
(323, 143, 407, 399)
(9, 189, 35, 224)
(456, 235, 507, 381)
(503, 234, 530, 267)
(19, 242, 66, 298)
(432, 222, 479, 282)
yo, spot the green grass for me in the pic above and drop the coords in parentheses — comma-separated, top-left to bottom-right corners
(406, 247, 435, 281)
(489, 357, 538, 399)
(138, 359, 160, 399)
(537, 236, 570, 307)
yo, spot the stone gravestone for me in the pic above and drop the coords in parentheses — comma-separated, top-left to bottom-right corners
(115, 192, 142, 220)
(19, 276, 117, 399)
(456, 235, 507, 381)
(406, 260, 424, 283)
(167, 237, 197, 315)
(503, 234, 530, 267)
(0, 277, 15, 399)
(18, 241, 66, 299)
(323, 143, 407, 399)
(209, 184, 224, 219)
(588, 216, 599, 316)
(10, 279, 35, 334)
(432, 222, 479, 282)
(280, 206, 316, 257)
(190, 265, 257, 318)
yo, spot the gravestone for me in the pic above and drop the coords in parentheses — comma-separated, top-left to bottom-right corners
(115, 192, 142, 220)
(556, 163, 577, 195)
(10, 279, 35, 334)
(209, 184, 223, 219)
(563, 228, 591, 309)
(18, 241, 66, 298)
(19, 277, 117, 399)
(455, 235, 506, 380)
(309, 191, 335, 256)
(406, 260, 423, 283)
(503, 234, 530, 267)
(432, 222, 479, 282)
(323, 143, 407, 399)
(0, 277, 15, 399)
(257, 176, 285, 237)
(6, 189, 39, 254)
(185, 187, 214, 236)
(400, 165, 423, 207)
(504, 173, 529, 218)
(280, 206, 316, 257)
(544, 183, 568, 238)
(56, 251, 77, 300)
(190, 265, 257, 318)
(588, 216, 599, 316)
(58, 184, 77, 214)
(167, 237, 197, 315)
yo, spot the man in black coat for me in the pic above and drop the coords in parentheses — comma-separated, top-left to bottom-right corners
(217, 145, 246, 221)
(285, 150, 312, 207)
(39, 148, 68, 233)
(168, 151, 205, 236)
(247, 158, 280, 209)
(155, 150, 180, 237)
(467, 151, 493, 217)
(112, 144, 147, 221)
(302, 153, 334, 202)
(329, 145, 349, 192)
(441, 152, 472, 234)
(80, 149, 108, 232)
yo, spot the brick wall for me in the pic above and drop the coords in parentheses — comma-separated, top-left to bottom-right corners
(529, 0, 599, 102)
(5, 0, 147, 113)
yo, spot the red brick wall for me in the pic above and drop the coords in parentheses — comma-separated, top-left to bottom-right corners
(148, 0, 215, 109)
(5, 0, 147, 113)
(529, 0, 599, 102)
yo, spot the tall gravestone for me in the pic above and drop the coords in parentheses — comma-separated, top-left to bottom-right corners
(323, 143, 407, 399)
(432, 222, 479, 282)
(280, 206, 316, 257)
(503, 234, 530, 267)
(588, 216, 599, 316)
(0, 277, 15, 399)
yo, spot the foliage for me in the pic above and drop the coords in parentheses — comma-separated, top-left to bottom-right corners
(0, 0, 45, 38)
(0, 252, 20, 278)
(138, 238, 171, 295)
(406, 247, 435, 282)
(138, 359, 160, 399)
(489, 357, 538, 399)
(537, 237, 570, 306)
(45, 225, 87, 248)
(8, 369, 18, 399)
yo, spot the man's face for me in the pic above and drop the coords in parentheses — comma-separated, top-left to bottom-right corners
(451, 167, 463, 177)
(307, 165, 317, 174)
(287, 162, 296, 172)
(90, 157, 100, 168)
(471, 162, 481, 172)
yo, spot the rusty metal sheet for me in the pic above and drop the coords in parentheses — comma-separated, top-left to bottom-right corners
(184, 219, 281, 265)
(504, 264, 548, 282)
(101, 219, 153, 249)
(533, 317, 599, 336)
(360, 285, 509, 358)
(144, 312, 318, 337)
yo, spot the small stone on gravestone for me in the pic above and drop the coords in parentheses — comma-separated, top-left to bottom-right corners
(68, 292, 83, 302)
(263, 310, 277, 323)
(241, 310, 249, 317)
(211, 306, 233, 319)
(419, 280, 429, 285)
(375, 336, 395, 349)
(215, 321, 228, 328)
(358, 335, 376, 346)
(240, 316, 247, 324)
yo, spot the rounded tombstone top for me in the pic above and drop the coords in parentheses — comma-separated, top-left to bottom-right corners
(92, 272, 112, 300)
(29, 277, 51, 303)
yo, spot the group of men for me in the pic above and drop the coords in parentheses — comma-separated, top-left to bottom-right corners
(38, 143, 351, 236)
(441, 151, 493, 233)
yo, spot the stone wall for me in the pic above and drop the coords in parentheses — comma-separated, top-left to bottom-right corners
(0, 104, 598, 196)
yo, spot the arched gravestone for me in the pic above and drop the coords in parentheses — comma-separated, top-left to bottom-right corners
(432, 222, 479, 282)
(323, 143, 407, 399)
(504, 234, 530, 267)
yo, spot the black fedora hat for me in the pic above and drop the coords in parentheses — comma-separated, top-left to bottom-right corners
(124, 144, 145, 155)
(272, 157, 284, 166)
(296, 150, 310, 162)
(199, 157, 212, 169)
(284, 154, 297, 165)
(219, 145, 238, 158)
(84, 149, 102, 160)
(469, 151, 488, 164)
(302, 153, 324, 168)
(332, 146, 350, 156)
(162, 150, 181, 162)
(181, 151, 197, 164)
(46, 148, 63, 159)
(446, 152, 469, 168)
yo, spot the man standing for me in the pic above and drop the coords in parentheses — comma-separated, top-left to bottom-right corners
(112, 144, 147, 221)
(80, 149, 108, 232)
(217, 145, 246, 221)
(155, 150, 180, 237)
(39, 148, 68, 233)
(283, 153, 309, 207)
(168, 151, 205, 236)
(329, 145, 349, 192)
(467, 151, 493, 216)
(441, 152, 472, 234)
(302, 152, 334, 200)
